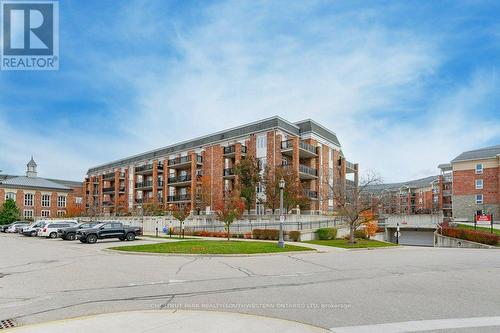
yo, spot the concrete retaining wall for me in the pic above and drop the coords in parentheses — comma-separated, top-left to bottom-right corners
(434, 232, 498, 249)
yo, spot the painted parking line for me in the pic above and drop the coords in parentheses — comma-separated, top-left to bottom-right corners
(330, 316, 500, 333)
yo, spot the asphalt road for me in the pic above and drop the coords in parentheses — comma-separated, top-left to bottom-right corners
(1, 233, 500, 332)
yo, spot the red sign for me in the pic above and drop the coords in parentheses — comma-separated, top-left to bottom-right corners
(476, 214, 492, 223)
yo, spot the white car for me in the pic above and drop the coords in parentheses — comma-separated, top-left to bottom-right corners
(6, 222, 30, 233)
(21, 220, 47, 237)
(37, 220, 78, 238)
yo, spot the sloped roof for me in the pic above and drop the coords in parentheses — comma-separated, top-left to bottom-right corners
(0, 176, 71, 190)
(451, 144, 500, 163)
(367, 175, 439, 194)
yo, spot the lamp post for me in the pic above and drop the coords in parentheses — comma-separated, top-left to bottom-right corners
(278, 177, 285, 248)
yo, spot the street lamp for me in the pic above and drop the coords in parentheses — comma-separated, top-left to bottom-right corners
(278, 177, 285, 248)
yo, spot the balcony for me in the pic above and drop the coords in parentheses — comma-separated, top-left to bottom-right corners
(103, 173, 115, 181)
(442, 189, 452, 196)
(299, 164, 317, 180)
(167, 155, 202, 169)
(135, 180, 153, 189)
(168, 174, 192, 186)
(223, 145, 247, 158)
(303, 189, 318, 200)
(443, 203, 452, 209)
(135, 163, 163, 175)
(102, 187, 115, 193)
(223, 168, 235, 178)
(102, 200, 114, 207)
(346, 161, 357, 173)
(281, 140, 317, 158)
(167, 194, 191, 202)
(443, 175, 452, 183)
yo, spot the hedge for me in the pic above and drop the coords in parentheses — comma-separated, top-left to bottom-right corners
(441, 227, 499, 246)
(252, 229, 280, 240)
(288, 231, 301, 242)
(317, 228, 337, 240)
(354, 229, 368, 239)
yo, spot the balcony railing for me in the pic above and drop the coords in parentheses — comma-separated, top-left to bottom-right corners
(135, 180, 153, 189)
(167, 194, 191, 202)
(167, 155, 202, 166)
(223, 168, 235, 177)
(281, 140, 317, 155)
(299, 164, 317, 177)
(158, 180, 164, 187)
(443, 203, 452, 209)
(102, 187, 115, 193)
(443, 175, 452, 183)
(346, 161, 356, 171)
(223, 145, 247, 155)
(303, 190, 318, 199)
(168, 175, 192, 183)
(442, 190, 452, 196)
(103, 173, 115, 180)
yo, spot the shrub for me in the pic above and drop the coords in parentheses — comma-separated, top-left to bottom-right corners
(244, 232, 252, 239)
(354, 229, 368, 239)
(252, 229, 279, 240)
(441, 227, 499, 246)
(317, 228, 337, 240)
(288, 231, 301, 242)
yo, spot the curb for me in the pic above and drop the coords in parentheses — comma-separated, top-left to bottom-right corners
(102, 247, 318, 257)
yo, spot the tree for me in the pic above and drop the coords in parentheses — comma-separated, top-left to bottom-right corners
(169, 204, 191, 238)
(329, 172, 382, 244)
(143, 196, 164, 216)
(363, 212, 378, 239)
(0, 199, 20, 224)
(234, 157, 260, 213)
(66, 202, 85, 218)
(214, 194, 245, 240)
(115, 195, 130, 216)
(263, 165, 307, 212)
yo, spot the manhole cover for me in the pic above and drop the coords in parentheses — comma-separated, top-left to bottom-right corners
(0, 319, 16, 329)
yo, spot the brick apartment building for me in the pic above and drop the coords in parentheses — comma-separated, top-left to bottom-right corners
(84, 116, 359, 216)
(0, 157, 84, 220)
(439, 145, 500, 222)
(367, 175, 441, 215)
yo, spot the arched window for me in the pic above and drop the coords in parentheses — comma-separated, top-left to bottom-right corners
(5, 192, 16, 200)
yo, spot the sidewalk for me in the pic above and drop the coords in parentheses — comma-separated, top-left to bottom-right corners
(9, 310, 330, 333)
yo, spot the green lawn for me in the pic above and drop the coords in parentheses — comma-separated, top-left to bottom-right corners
(111, 240, 313, 254)
(457, 223, 500, 236)
(306, 238, 398, 248)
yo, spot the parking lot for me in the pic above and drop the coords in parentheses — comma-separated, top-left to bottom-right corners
(1, 232, 500, 332)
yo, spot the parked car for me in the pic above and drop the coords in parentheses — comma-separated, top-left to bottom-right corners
(1, 223, 13, 232)
(21, 219, 76, 237)
(58, 222, 99, 241)
(21, 220, 47, 236)
(76, 222, 142, 244)
(5, 221, 30, 233)
(38, 221, 78, 238)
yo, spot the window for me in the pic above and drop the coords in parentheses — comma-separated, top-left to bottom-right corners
(41, 210, 50, 217)
(57, 211, 66, 217)
(75, 197, 83, 206)
(475, 179, 483, 190)
(57, 196, 67, 208)
(24, 210, 33, 219)
(5, 192, 16, 200)
(42, 194, 51, 207)
(476, 194, 483, 204)
(24, 193, 34, 206)
(475, 163, 483, 174)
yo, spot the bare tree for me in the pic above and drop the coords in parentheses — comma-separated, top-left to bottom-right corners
(328, 172, 382, 244)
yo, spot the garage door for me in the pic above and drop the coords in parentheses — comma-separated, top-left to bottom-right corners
(399, 230, 434, 246)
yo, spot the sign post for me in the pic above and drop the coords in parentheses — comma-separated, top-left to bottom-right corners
(475, 214, 493, 233)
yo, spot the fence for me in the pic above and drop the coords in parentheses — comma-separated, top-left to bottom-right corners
(78, 215, 347, 235)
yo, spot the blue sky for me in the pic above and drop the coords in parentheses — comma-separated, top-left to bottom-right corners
(1, 0, 499, 182)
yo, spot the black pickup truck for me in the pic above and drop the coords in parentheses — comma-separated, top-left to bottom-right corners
(58, 222, 99, 241)
(76, 222, 142, 244)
